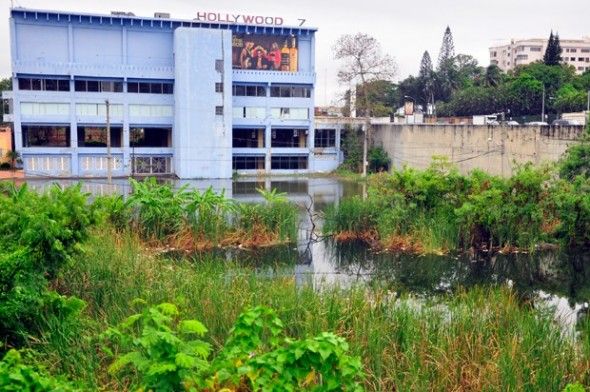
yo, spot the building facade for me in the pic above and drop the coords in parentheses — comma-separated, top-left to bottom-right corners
(2, 8, 341, 178)
(490, 37, 590, 74)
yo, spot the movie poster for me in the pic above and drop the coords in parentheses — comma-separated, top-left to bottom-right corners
(232, 34, 298, 72)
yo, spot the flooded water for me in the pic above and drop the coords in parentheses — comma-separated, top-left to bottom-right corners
(12, 175, 590, 331)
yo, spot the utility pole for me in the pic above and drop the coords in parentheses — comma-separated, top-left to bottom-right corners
(587, 89, 589, 112)
(106, 99, 112, 184)
(362, 123, 368, 177)
(541, 85, 545, 123)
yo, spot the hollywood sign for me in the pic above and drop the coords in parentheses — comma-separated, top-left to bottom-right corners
(195, 12, 306, 26)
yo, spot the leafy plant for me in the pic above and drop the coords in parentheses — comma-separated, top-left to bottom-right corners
(0, 349, 79, 391)
(103, 303, 365, 391)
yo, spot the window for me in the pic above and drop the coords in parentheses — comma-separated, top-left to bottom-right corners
(129, 105, 173, 117)
(132, 156, 172, 174)
(18, 77, 69, 91)
(232, 84, 266, 96)
(130, 127, 172, 147)
(232, 155, 265, 170)
(215, 83, 224, 93)
(77, 126, 122, 147)
(578, 58, 585, 62)
(491, 51, 497, 57)
(270, 85, 312, 98)
(529, 46, 542, 52)
(271, 155, 308, 170)
(21, 102, 70, 116)
(79, 155, 123, 171)
(25, 155, 71, 173)
(233, 128, 264, 148)
(270, 107, 308, 120)
(22, 125, 70, 147)
(314, 129, 336, 148)
(215, 60, 224, 72)
(271, 128, 307, 148)
(215, 106, 224, 115)
(581, 49, 590, 53)
(570, 57, 576, 61)
(76, 103, 124, 117)
(74, 79, 123, 93)
(516, 54, 528, 60)
(233, 107, 266, 119)
(127, 80, 174, 94)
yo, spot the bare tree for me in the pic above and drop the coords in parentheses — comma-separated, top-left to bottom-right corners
(333, 33, 396, 176)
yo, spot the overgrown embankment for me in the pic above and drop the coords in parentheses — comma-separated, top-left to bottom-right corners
(324, 144, 590, 254)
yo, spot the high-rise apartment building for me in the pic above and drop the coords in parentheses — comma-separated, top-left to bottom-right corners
(489, 37, 590, 74)
(2, 8, 341, 178)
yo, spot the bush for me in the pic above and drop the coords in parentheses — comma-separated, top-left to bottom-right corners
(0, 183, 95, 346)
(102, 302, 364, 391)
(368, 146, 391, 173)
(0, 162, 10, 170)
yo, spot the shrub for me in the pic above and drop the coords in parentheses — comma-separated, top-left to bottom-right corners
(0, 349, 79, 391)
(102, 303, 364, 391)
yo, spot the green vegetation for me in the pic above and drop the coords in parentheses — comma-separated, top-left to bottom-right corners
(325, 146, 590, 253)
(5, 227, 588, 390)
(100, 177, 298, 249)
(0, 178, 589, 390)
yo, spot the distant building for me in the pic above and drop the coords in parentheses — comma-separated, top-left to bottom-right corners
(0, 125, 12, 164)
(490, 37, 590, 74)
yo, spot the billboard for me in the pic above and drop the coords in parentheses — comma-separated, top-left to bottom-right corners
(232, 34, 298, 72)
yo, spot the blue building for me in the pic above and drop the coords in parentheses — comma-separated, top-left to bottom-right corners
(2, 8, 341, 178)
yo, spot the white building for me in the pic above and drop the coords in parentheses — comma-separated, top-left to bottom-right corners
(490, 37, 590, 74)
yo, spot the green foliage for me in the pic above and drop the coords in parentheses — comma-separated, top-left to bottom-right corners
(102, 302, 211, 391)
(103, 303, 364, 391)
(0, 184, 95, 345)
(563, 383, 586, 392)
(559, 133, 590, 180)
(327, 159, 590, 252)
(367, 147, 390, 173)
(544, 31, 563, 66)
(0, 349, 79, 391)
(340, 125, 364, 173)
(554, 83, 587, 113)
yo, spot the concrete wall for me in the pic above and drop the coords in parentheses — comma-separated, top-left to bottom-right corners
(372, 124, 585, 176)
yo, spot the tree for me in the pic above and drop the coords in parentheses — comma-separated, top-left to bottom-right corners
(418, 51, 435, 110)
(333, 33, 396, 176)
(554, 83, 587, 113)
(354, 80, 397, 117)
(543, 31, 563, 66)
(0, 78, 11, 92)
(455, 54, 483, 88)
(483, 64, 503, 87)
(436, 26, 458, 102)
(437, 26, 455, 69)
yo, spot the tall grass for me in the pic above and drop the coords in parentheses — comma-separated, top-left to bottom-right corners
(35, 228, 590, 391)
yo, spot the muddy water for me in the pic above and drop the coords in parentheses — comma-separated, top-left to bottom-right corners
(16, 176, 590, 330)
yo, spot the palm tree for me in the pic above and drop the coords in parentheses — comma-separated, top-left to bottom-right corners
(5, 150, 20, 171)
(484, 65, 503, 88)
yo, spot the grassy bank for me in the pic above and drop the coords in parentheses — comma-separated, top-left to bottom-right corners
(23, 228, 589, 390)
(324, 158, 590, 254)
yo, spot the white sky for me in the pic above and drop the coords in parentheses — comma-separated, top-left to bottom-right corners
(1, 0, 588, 105)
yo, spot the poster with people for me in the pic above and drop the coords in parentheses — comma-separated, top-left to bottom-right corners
(232, 34, 298, 72)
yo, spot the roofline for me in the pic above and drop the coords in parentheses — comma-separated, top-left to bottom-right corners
(10, 7, 318, 33)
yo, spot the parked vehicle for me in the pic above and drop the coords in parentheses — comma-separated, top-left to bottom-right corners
(525, 121, 549, 126)
(552, 119, 580, 126)
(505, 120, 520, 126)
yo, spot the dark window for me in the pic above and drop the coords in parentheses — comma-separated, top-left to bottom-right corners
(18, 78, 31, 90)
(271, 155, 308, 170)
(232, 84, 266, 96)
(75, 79, 123, 93)
(77, 126, 122, 147)
(130, 127, 172, 147)
(215, 59, 224, 72)
(270, 85, 311, 98)
(18, 77, 70, 91)
(232, 155, 265, 170)
(271, 128, 307, 148)
(127, 81, 174, 94)
(215, 83, 224, 93)
(128, 82, 139, 93)
(233, 128, 265, 148)
(314, 129, 336, 148)
(215, 106, 224, 115)
(22, 125, 70, 147)
(132, 156, 172, 174)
